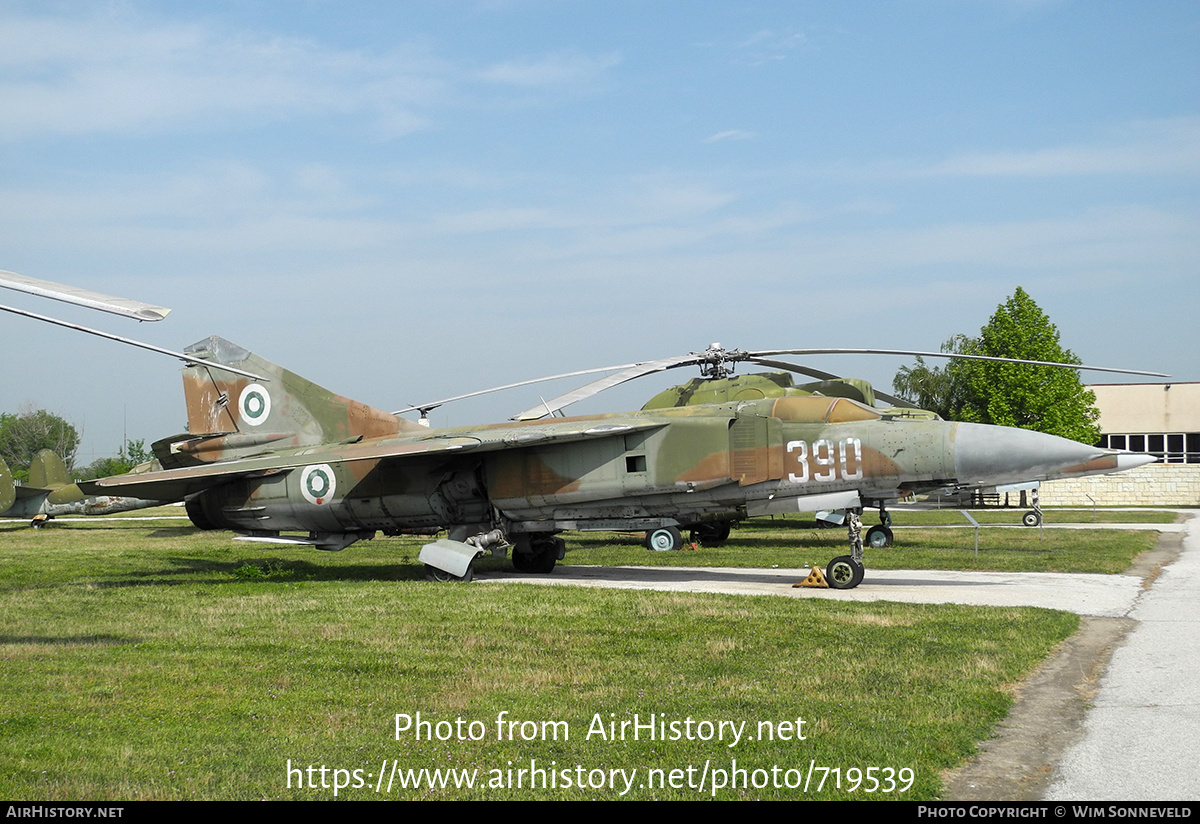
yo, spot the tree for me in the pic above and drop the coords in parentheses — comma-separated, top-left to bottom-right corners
(891, 333, 973, 419)
(954, 287, 1100, 444)
(0, 406, 81, 480)
(77, 439, 155, 481)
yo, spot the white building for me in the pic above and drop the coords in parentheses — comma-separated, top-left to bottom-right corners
(1039, 382, 1199, 506)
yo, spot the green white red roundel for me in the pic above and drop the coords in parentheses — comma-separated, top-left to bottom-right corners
(239, 384, 271, 426)
(300, 464, 336, 506)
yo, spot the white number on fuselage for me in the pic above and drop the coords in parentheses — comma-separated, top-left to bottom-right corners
(786, 437, 863, 483)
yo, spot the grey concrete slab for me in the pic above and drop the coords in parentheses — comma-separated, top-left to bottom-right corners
(484, 560, 1147, 618)
(1045, 516, 1200, 801)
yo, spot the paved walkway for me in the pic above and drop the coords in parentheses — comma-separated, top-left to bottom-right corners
(1044, 515, 1200, 800)
(487, 522, 1189, 619)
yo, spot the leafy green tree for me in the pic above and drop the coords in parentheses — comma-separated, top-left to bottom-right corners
(78, 439, 155, 480)
(0, 406, 80, 480)
(891, 334, 974, 419)
(78, 457, 128, 481)
(954, 287, 1100, 444)
(124, 438, 153, 466)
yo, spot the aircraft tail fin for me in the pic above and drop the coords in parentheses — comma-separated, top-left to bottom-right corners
(173, 336, 420, 462)
(27, 450, 71, 489)
(0, 458, 14, 513)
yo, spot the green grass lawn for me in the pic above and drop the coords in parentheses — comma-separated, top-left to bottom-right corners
(0, 522, 1115, 800)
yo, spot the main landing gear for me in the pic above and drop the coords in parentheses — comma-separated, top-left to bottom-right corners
(864, 501, 894, 549)
(512, 535, 564, 574)
(645, 525, 684, 552)
(425, 563, 474, 584)
(689, 521, 731, 547)
(645, 520, 733, 551)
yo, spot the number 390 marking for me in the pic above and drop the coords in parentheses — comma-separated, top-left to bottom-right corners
(787, 438, 863, 483)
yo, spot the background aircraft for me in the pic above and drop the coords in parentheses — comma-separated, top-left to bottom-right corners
(0, 450, 162, 526)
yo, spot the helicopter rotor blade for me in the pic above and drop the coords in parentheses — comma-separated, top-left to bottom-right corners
(745, 356, 844, 383)
(510, 355, 701, 421)
(0, 301, 264, 381)
(0, 269, 170, 322)
(403, 343, 1170, 423)
(392, 362, 650, 416)
(747, 348, 1170, 378)
(748, 357, 922, 409)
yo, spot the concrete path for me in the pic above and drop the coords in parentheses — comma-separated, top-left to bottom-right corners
(489, 563, 1149, 618)
(484, 522, 1189, 619)
(1044, 515, 1200, 800)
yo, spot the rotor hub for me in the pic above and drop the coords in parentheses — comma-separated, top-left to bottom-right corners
(693, 343, 750, 379)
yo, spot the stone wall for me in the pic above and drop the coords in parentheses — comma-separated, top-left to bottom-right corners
(1039, 464, 1200, 507)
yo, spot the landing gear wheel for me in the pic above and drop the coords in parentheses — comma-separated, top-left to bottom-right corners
(514, 536, 560, 573)
(865, 525, 893, 549)
(424, 563, 474, 583)
(645, 526, 683, 552)
(1022, 510, 1042, 527)
(826, 555, 865, 590)
(690, 521, 731, 547)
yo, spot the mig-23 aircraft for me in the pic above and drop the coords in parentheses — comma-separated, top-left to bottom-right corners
(73, 336, 1157, 589)
(3, 271, 1161, 589)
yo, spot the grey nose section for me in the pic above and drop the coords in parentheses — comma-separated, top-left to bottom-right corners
(952, 422, 1105, 486)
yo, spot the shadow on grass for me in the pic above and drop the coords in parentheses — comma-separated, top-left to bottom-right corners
(0, 633, 137, 646)
(89, 554, 455, 588)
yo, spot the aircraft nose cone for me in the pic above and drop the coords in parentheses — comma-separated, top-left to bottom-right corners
(952, 423, 1111, 486)
(1116, 452, 1158, 471)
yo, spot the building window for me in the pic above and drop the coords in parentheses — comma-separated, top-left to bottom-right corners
(1098, 433, 1200, 464)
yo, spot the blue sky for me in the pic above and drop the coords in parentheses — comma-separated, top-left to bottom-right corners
(2, 1, 1197, 465)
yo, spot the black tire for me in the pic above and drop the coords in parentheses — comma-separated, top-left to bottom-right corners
(424, 563, 474, 583)
(1023, 511, 1042, 527)
(690, 521, 731, 547)
(826, 555, 865, 590)
(865, 525, 893, 549)
(645, 525, 683, 552)
(815, 518, 837, 530)
(514, 536, 559, 574)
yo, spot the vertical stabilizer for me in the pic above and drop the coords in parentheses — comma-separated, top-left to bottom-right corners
(179, 336, 421, 452)
(28, 450, 71, 489)
(0, 458, 14, 513)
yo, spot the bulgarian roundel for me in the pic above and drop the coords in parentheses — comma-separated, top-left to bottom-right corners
(300, 464, 336, 506)
(239, 384, 271, 427)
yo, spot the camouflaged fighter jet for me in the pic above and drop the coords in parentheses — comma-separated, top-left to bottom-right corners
(0, 450, 163, 527)
(77, 336, 1157, 589)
